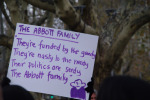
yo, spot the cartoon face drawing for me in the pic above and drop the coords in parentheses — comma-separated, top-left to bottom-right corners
(70, 79, 86, 100)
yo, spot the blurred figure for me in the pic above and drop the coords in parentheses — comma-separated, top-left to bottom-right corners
(97, 76, 150, 100)
(91, 92, 96, 100)
(1, 77, 34, 100)
(85, 77, 95, 100)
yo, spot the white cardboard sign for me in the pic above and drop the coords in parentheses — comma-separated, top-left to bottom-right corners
(7, 23, 99, 100)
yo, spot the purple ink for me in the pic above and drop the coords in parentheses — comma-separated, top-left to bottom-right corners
(18, 33, 79, 43)
(70, 79, 86, 100)
(13, 48, 27, 59)
(62, 57, 72, 63)
(19, 25, 30, 32)
(75, 33, 80, 39)
(24, 70, 44, 79)
(62, 45, 69, 54)
(28, 51, 35, 57)
(65, 67, 81, 76)
(13, 48, 34, 59)
(11, 69, 21, 78)
(51, 65, 61, 71)
(55, 55, 60, 61)
(71, 48, 79, 54)
(74, 60, 88, 69)
(37, 53, 53, 62)
(16, 38, 36, 49)
(11, 59, 25, 67)
(28, 61, 50, 69)
(47, 71, 68, 84)
(80, 50, 96, 59)
(57, 30, 80, 40)
(33, 27, 54, 36)
(38, 40, 61, 51)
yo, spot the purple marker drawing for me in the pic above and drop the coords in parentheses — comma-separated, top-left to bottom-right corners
(80, 50, 96, 59)
(57, 30, 80, 40)
(65, 67, 81, 76)
(70, 79, 86, 100)
(74, 60, 88, 69)
(27, 61, 50, 70)
(33, 27, 54, 36)
(18, 33, 79, 43)
(16, 38, 36, 49)
(38, 40, 61, 51)
(24, 70, 44, 79)
(19, 25, 30, 32)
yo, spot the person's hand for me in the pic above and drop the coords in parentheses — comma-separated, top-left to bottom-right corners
(85, 77, 94, 100)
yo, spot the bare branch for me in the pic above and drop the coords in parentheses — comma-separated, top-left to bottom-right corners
(53, 0, 97, 35)
(31, 11, 49, 26)
(0, 1, 16, 30)
(23, 0, 55, 13)
(23, 0, 97, 35)
(103, 7, 150, 69)
(0, 35, 12, 49)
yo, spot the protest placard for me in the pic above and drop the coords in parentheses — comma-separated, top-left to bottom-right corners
(7, 23, 99, 100)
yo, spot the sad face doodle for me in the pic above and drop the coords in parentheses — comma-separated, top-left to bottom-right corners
(70, 79, 86, 100)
